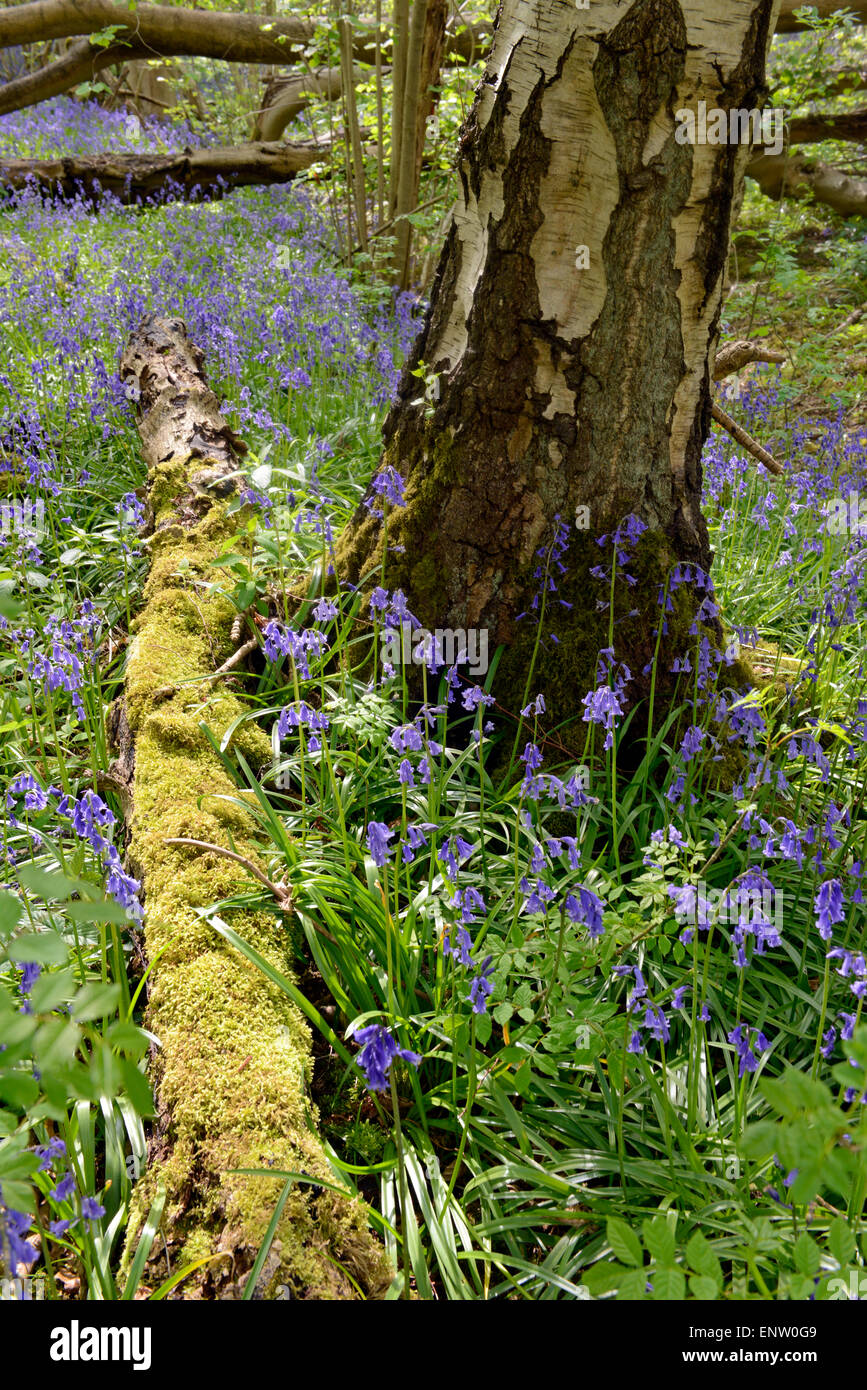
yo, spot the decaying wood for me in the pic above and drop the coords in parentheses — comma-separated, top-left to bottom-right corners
(116, 315, 390, 1300)
(0, 141, 328, 205)
(713, 339, 787, 382)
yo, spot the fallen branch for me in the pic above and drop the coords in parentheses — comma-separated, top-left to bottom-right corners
(0, 140, 328, 204)
(711, 401, 784, 476)
(0, 4, 489, 117)
(747, 149, 867, 218)
(162, 838, 292, 908)
(255, 65, 350, 143)
(786, 108, 867, 143)
(710, 340, 787, 476)
(199, 636, 258, 684)
(713, 339, 787, 381)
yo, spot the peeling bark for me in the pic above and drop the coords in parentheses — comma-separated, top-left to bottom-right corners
(0, 141, 327, 205)
(117, 315, 390, 1300)
(335, 0, 781, 745)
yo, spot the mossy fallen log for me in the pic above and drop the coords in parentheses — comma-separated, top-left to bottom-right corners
(116, 315, 390, 1300)
(0, 142, 327, 206)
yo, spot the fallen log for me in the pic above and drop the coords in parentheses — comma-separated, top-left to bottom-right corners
(116, 314, 390, 1300)
(785, 108, 867, 143)
(747, 149, 867, 218)
(0, 140, 329, 204)
(0, 3, 489, 117)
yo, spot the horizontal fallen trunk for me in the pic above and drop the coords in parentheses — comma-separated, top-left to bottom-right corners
(0, 0, 857, 122)
(117, 314, 390, 1300)
(786, 108, 867, 143)
(0, 3, 489, 117)
(0, 140, 328, 204)
(747, 149, 867, 218)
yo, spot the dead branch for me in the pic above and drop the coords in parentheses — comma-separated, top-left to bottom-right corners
(0, 140, 328, 204)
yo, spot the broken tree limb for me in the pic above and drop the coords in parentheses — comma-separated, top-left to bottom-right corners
(116, 314, 390, 1300)
(713, 340, 787, 381)
(711, 402, 784, 476)
(0, 140, 328, 204)
(711, 341, 787, 477)
(746, 149, 867, 218)
(255, 65, 349, 144)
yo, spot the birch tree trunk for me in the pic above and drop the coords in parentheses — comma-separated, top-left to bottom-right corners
(336, 0, 781, 742)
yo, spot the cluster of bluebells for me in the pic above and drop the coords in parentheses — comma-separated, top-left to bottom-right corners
(6, 777, 142, 919)
(364, 465, 406, 518)
(516, 513, 572, 644)
(4, 603, 102, 721)
(581, 648, 632, 752)
(612, 961, 710, 1057)
(263, 621, 329, 678)
(276, 700, 330, 754)
(591, 513, 648, 593)
(115, 491, 145, 557)
(728, 1022, 771, 1078)
(0, 1137, 105, 1280)
(519, 741, 592, 810)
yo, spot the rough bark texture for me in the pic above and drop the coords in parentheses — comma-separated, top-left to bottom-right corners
(0, 141, 327, 205)
(117, 315, 391, 1300)
(335, 0, 781, 746)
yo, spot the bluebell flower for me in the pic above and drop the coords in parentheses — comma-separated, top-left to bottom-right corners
(468, 957, 494, 1014)
(814, 879, 844, 941)
(353, 1024, 421, 1092)
(366, 821, 394, 868)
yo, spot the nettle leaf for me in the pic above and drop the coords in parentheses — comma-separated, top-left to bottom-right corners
(617, 1267, 648, 1300)
(120, 1058, 155, 1117)
(70, 981, 122, 1022)
(607, 1217, 643, 1268)
(761, 1070, 831, 1116)
(0, 890, 23, 937)
(583, 1260, 625, 1297)
(0, 1072, 39, 1108)
(16, 866, 90, 900)
(29, 968, 75, 1013)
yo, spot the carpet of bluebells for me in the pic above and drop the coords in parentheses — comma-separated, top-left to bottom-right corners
(1, 96, 867, 1302)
